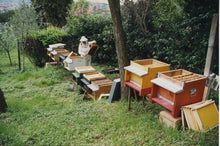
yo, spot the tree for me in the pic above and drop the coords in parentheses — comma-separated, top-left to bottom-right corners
(31, 0, 71, 27)
(108, 0, 129, 99)
(10, 0, 41, 72)
(0, 88, 7, 113)
(0, 23, 16, 66)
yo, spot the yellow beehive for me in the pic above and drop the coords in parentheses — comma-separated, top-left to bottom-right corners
(181, 100, 219, 132)
(124, 59, 170, 96)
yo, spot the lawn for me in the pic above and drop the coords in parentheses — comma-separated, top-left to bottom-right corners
(0, 50, 218, 145)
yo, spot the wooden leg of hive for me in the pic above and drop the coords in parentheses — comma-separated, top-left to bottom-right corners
(142, 96, 145, 107)
(133, 89, 138, 101)
(128, 87, 131, 111)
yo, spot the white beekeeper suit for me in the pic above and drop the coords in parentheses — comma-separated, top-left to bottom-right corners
(78, 36, 96, 66)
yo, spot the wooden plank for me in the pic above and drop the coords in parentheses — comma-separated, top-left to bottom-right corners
(151, 78, 183, 94)
(124, 65, 148, 77)
(83, 72, 106, 81)
(204, 13, 218, 76)
(108, 78, 121, 103)
(75, 66, 95, 74)
(152, 97, 173, 111)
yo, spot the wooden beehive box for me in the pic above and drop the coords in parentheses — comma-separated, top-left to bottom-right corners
(182, 100, 219, 132)
(59, 52, 72, 66)
(159, 110, 182, 129)
(87, 79, 113, 100)
(47, 43, 66, 56)
(83, 72, 106, 83)
(51, 49, 69, 62)
(72, 66, 96, 85)
(150, 69, 206, 117)
(63, 52, 87, 71)
(124, 59, 170, 96)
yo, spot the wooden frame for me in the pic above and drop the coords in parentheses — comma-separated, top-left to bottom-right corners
(181, 100, 219, 132)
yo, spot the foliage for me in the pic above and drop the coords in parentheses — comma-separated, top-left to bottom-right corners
(0, 10, 15, 23)
(28, 26, 68, 47)
(0, 23, 16, 66)
(66, 15, 116, 64)
(25, 26, 69, 67)
(31, 0, 72, 27)
(68, 0, 91, 17)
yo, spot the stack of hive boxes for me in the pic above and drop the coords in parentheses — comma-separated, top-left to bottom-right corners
(73, 66, 113, 100)
(47, 43, 69, 62)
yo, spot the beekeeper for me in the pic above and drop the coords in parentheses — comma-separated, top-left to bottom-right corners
(78, 36, 96, 66)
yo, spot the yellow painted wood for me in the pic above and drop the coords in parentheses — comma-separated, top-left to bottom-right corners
(125, 59, 170, 89)
(196, 102, 219, 131)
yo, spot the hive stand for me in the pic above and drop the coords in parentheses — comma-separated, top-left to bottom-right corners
(150, 69, 206, 117)
(124, 59, 170, 96)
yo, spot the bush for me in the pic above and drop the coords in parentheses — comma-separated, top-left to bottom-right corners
(25, 27, 70, 67)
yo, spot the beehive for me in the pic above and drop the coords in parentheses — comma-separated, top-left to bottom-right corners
(72, 66, 96, 85)
(87, 79, 113, 100)
(181, 100, 219, 132)
(50, 49, 69, 62)
(83, 72, 106, 83)
(47, 43, 66, 56)
(124, 59, 170, 96)
(63, 52, 87, 71)
(59, 52, 72, 66)
(150, 69, 206, 117)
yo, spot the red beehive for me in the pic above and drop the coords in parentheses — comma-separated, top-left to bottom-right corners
(150, 69, 206, 117)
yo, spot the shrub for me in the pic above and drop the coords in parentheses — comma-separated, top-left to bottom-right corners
(25, 27, 70, 67)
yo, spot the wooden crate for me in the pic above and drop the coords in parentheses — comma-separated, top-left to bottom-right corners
(83, 72, 106, 83)
(87, 79, 113, 100)
(124, 59, 170, 96)
(159, 110, 182, 129)
(63, 52, 87, 71)
(182, 100, 219, 132)
(50, 49, 69, 62)
(150, 69, 206, 117)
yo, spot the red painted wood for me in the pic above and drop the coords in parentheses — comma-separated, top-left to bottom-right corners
(152, 97, 173, 111)
(124, 81, 151, 96)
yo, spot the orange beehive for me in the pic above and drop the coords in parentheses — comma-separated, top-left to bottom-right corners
(124, 59, 170, 96)
(50, 49, 69, 61)
(150, 69, 206, 117)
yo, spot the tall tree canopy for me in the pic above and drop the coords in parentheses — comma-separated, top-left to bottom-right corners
(31, 0, 72, 27)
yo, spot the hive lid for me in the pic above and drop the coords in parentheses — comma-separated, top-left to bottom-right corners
(75, 66, 95, 74)
(87, 84, 99, 91)
(124, 65, 148, 77)
(151, 77, 184, 94)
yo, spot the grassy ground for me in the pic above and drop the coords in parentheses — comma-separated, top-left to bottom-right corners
(0, 50, 219, 145)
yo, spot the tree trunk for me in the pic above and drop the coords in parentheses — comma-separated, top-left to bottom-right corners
(6, 50, 12, 66)
(17, 40, 21, 70)
(108, 0, 129, 100)
(0, 88, 8, 113)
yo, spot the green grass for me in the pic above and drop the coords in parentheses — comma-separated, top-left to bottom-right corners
(0, 50, 219, 145)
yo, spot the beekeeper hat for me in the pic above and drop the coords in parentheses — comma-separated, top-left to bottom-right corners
(80, 36, 88, 42)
